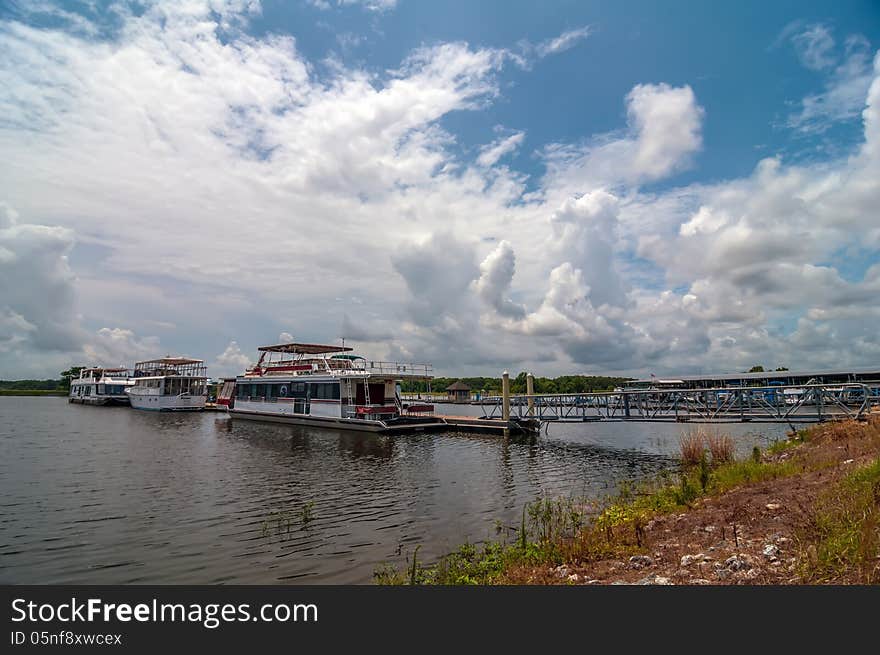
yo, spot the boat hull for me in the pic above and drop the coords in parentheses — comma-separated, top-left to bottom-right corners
(69, 396, 130, 406)
(228, 407, 446, 433)
(128, 393, 206, 411)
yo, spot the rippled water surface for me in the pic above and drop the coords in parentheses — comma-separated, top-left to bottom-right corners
(0, 397, 790, 583)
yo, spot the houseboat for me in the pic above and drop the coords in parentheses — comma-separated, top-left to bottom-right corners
(227, 342, 441, 433)
(68, 367, 133, 405)
(126, 357, 208, 411)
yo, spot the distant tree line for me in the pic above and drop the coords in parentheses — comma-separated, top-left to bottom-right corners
(1, 367, 84, 391)
(400, 372, 633, 395)
(0, 379, 66, 391)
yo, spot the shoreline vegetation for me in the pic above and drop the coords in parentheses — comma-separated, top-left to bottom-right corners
(0, 379, 68, 396)
(376, 417, 880, 585)
(0, 389, 68, 396)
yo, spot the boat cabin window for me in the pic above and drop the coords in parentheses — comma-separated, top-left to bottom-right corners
(309, 382, 340, 400)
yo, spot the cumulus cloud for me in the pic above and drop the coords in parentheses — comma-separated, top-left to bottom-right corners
(543, 82, 704, 192)
(83, 328, 162, 367)
(548, 190, 625, 307)
(213, 340, 252, 375)
(626, 83, 705, 180)
(392, 232, 479, 326)
(0, 202, 82, 353)
(473, 240, 526, 318)
(0, 2, 878, 379)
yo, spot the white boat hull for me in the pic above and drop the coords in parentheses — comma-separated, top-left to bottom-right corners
(228, 407, 445, 433)
(69, 395, 130, 406)
(128, 393, 206, 411)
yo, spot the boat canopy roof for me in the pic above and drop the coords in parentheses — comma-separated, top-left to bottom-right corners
(135, 357, 203, 365)
(82, 366, 129, 374)
(258, 342, 353, 355)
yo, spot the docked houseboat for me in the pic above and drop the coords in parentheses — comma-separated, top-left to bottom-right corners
(227, 342, 442, 433)
(68, 367, 133, 406)
(126, 357, 208, 411)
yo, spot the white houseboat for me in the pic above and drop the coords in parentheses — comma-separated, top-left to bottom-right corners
(68, 367, 133, 405)
(227, 342, 440, 433)
(126, 357, 208, 411)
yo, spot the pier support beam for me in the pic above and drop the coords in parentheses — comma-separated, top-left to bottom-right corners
(526, 373, 535, 417)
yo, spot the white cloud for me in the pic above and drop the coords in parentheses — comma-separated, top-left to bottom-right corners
(535, 26, 592, 58)
(83, 328, 162, 367)
(626, 83, 704, 180)
(788, 29, 875, 133)
(0, 3, 878, 380)
(213, 340, 252, 376)
(0, 202, 82, 353)
(473, 240, 525, 318)
(791, 23, 836, 71)
(543, 83, 704, 193)
(548, 189, 624, 307)
(308, 0, 397, 12)
(477, 131, 524, 167)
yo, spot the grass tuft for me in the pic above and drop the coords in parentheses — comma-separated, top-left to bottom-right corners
(679, 430, 705, 467)
(801, 458, 880, 584)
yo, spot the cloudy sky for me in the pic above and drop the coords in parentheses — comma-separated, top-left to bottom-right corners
(1, 0, 879, 379)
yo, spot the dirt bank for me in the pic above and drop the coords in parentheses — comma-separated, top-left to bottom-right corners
(502, 417, 880, 585)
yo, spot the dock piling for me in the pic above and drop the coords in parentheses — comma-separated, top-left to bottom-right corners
(526, 372, 535, 417)
(501, 371, 510, 435)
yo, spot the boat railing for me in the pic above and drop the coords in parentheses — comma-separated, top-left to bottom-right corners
(350, 361, 433, 378)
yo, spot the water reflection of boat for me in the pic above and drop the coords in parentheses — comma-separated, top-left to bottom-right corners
(337, 433, 395, 459)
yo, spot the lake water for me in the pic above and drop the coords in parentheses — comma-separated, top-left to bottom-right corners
(0, 397, 790, 584)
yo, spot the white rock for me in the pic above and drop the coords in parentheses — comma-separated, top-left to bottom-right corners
(724, 555, 751, 571)
(629, 555, 654, 569)
(680, 554, 699, 567)
(765, 503, 781, 510)
(762, 544, 780, 559)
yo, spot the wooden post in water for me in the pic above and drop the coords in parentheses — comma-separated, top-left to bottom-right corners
(502, 370, 511, 425)
(526, 372, 535, 417)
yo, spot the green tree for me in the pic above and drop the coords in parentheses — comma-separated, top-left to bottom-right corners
(60, 366, 85, 389)
(748, 365, 765, 373)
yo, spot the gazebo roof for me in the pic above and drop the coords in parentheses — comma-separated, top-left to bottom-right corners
(445, 380, 471, 391)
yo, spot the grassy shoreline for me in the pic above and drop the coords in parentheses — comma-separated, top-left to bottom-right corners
(377, 418, 880, 585)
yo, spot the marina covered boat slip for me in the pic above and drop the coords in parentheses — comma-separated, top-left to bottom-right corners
(126, 357, 208, 411)
(68, 367, 133, 406)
